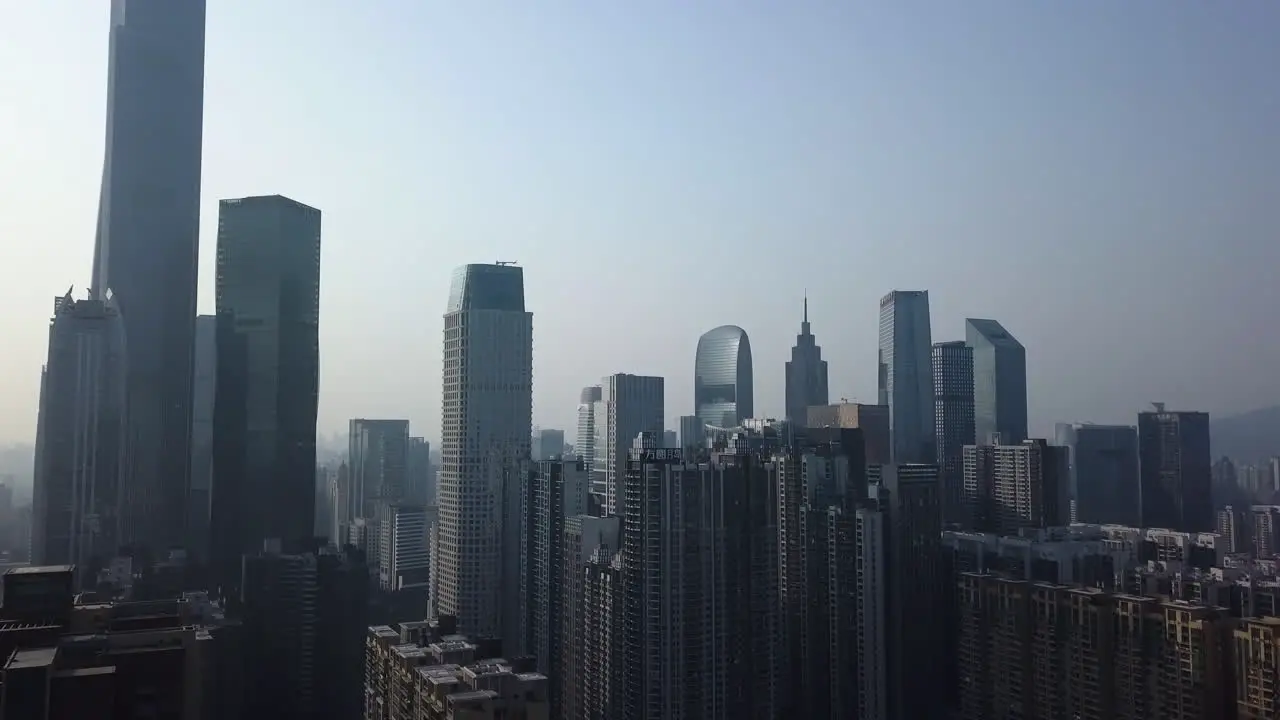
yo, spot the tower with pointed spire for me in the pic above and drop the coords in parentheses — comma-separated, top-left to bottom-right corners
(785, 294, 829, 424)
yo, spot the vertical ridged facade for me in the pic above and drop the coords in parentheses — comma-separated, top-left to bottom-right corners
(877, 291, 935, 464)
(93, 0, 207, 553)
(694, 325, 753, 429)
(965, 319, 1028, 445)
(933, 341, 975, 524)
(784, 298, 828, 424)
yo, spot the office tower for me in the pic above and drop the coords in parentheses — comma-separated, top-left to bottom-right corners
(436, 263, 533, 638)
(1054, 423, 1140, 526)
(933, 341, 975, 524)
(619, 436, 780, 720)
(521, 459, 590, 713)
(407, 436, 432, 506)
(1138, 405, 1213, 532)
(694, 325, 754, 429)
(965, 319, 1028, 444)
(870, 463, 945, 720)
(92, 0, 206, 557)
(240, 545, 369, 720)
(774, 427, 865, 719)
(560, 516, 621, 720)
(877, 291, 935, 463)
(678, 414, 704, 453)
(576, 385, 603, 468)
(209, 195, 322, 600)
(962, 439, 1067, 534)
(189, 314, 216, 561)
(347, 419, 411, 521)
(31, 291, 126, 579)
(784, 297, 829, 423)
(534, 428, 566, 461)
(955, 574, 1234, 720)
(377, 503, 430, 593)
(601, 374, 664, 516)
(806, 402, 892, 464)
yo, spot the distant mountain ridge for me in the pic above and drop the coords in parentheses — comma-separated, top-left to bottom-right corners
(1211, 406, 1280, 463)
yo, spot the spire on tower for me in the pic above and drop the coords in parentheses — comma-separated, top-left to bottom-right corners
(803, 292, 808, 324)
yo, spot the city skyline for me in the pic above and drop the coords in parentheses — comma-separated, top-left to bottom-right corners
(4, 3, 1280, 448)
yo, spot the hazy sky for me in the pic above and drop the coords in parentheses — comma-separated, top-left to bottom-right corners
(2, 2, 1278, 448)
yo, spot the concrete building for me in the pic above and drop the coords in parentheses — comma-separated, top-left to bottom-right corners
(1235, 617, 1280, 718)
(805, 402, 891, 465)
(933, 341, 975, 524)
(434, 264, 533, 639)
(784, 297, 828, 423)
(1053, 423, 1140, 526)
(559, 519, 620, 720)
(694, 325, 753, 429)
(210, 195, 322, 602)
(965, 318, 1028, 445)
(962, 439, 1068, 535)
(31, 293, 126, 581)
(601, 374, 664, 516)
(877, 291, 935, 464)
(1138, 405, 1213, 532)
(91, 0, 206, 557)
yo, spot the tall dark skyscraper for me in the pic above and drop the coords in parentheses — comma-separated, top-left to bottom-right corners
(1138, 406, 1212, 532)
(878, 291, 935, 463)
(694, 325, 754, 429)
(92, 0, 207, 555)
(210, 195, 322, 599)
(784, 297, 829, 424)
(933, 341, 975, 524)
(965, 318, 1028, 445)
(189, 313, 216, 561)
(1054, 423, 1140, 526)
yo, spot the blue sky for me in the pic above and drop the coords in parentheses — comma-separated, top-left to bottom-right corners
(1, 1, 1278, 446)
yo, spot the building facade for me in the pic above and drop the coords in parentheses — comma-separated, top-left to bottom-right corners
(434, 264, 533, 638)
(602, 374, 664, 516)
(1054, 423, 1140, 526)
(933, 341, 975, 524)
(189, 313, 216, 561)
(209, 195, 322, 599)
(347, 420, 411, 522)
(694, 325, 754, 429)
(877, 291, 935, 464)
(92, 0, 207, 555)
(965, 318, 1028, 445)
(1138, 406, 1213, 532)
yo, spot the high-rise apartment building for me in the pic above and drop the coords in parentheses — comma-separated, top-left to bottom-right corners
(933, 341, 975, 524)
(619, 438, 781, 720)
(189, 314, 216, 561)
(435, 263, 533, 638)
(965, 319, 1028, 444)
(1054, 423, 1140, 526)
(209, 195, 322, 600)
(559, 516, 621, 720)
(877, 291, 935, 463)
(521, 459, 591, 714)
(1235, 617, 1280, 718)
(784, 298, 828, 423)
(346, 419, 410, 522)
(806, 402, 891, 464)
(962, 439, 1067, 534)
(601, 374, 664, 516)
(1138, 406, 1213, 532)
(576, 385, 603, 469)
(694, 325, 754, 429)
(31, 292, 126, 578)
(92, 0, 206, 556)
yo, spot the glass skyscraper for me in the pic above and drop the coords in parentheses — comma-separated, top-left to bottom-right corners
(877, 291, 935, 464)
(92, 0, 207, 553)
(965, 318, 1028, 445)
(694, 325, 754, 429)
(210, 195, 322, 600)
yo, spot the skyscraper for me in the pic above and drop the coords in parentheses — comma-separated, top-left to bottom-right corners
(576, 385, 603, 469)
(679, 414, 704, 453)
(31, 291, 127, 578)
(965, 318, 1028, 445)
(406, 436, 432, 506)
(933, 341, 975, 524)
(93, 0, 207, 555)
(210, 195, 322, 599)
(1054, 423, 1140, 526)
(877, 291, 935, 463)
(694, 325, 754, 429)
(346, 419, 410, 521)
(435, 263, 533, 638)
(784, 297, 828, 423)
(1138, 405, 1213, 532)
(602, 374, 665, 516)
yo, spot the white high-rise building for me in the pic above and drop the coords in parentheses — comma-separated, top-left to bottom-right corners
(602, 374, 665, 516)
(576, 385, 603, 469)
(434, 264, 533, 638)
